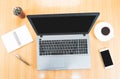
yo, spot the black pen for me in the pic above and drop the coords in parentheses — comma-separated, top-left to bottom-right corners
(15, 54, 30, 66)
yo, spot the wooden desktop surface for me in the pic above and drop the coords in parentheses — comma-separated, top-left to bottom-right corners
(0, 0, 120, 79)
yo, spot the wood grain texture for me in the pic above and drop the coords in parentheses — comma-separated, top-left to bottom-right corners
(0, 0, 120, 79)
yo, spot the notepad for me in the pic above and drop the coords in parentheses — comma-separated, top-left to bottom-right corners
(1, 25, 33, 53)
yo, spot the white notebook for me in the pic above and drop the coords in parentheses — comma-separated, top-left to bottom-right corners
(1, 25, 33, 53)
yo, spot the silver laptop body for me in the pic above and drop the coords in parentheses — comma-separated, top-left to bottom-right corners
(27, 13, 99, 70)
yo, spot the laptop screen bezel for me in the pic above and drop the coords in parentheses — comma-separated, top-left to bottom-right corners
(27, 12, 100, 35)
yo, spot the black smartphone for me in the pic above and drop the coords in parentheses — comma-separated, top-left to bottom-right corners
(100, 48, 114, 69)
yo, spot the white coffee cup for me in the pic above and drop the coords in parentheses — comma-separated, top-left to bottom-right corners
(94, 22, 114, 41)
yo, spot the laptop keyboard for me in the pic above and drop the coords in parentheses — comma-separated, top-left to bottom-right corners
(39, 39, 88, 55)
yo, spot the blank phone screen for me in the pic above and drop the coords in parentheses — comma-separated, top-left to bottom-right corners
(100, 50, 113, 67)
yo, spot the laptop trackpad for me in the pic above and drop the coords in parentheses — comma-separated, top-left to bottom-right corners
(48, 57, 65, 68)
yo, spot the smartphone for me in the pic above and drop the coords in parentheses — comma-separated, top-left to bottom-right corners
(100, 48, 114, 69)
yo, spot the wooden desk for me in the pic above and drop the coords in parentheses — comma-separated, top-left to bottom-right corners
(0, 0, 120, 79)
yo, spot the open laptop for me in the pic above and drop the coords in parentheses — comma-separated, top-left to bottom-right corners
(27, 12, 99, 70)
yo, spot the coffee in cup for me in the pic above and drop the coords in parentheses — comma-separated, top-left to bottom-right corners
(101, 27, 110, 35)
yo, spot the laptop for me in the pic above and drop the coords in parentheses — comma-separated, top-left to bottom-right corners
(27, 12, 99, 70)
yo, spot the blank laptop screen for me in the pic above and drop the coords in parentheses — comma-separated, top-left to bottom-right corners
(27, 13, 99, 35)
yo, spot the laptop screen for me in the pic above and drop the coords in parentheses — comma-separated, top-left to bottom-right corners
(27, 13, 99, 35)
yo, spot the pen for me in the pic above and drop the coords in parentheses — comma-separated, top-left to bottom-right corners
(15, 54, 30, 66)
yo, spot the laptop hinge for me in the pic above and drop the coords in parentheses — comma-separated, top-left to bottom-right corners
(40, 35, 43, 37)
(83, 34, 86, 36)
